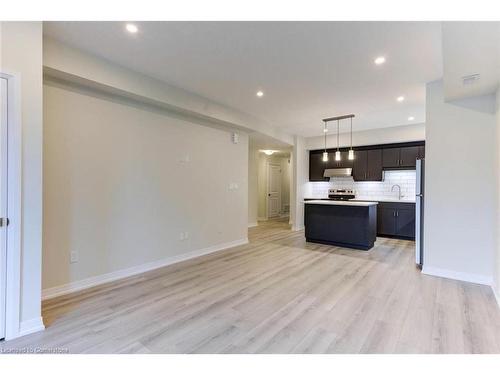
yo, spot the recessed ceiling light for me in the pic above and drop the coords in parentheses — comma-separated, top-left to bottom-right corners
(261, 150, 276, 155)
(408, 116, 415, 121)
(126, 23, 138, 33)
(374, 56, 386, 65)
(256, 91, 264, 97)
(397, 96, 405, 102)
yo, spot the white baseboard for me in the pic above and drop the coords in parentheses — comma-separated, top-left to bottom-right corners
(257, 216, 267, 222)
(422, 266, 493, 286)
(248, 222, 258, 228)
(18, 317, 45, 338)
(292, 224, 304, 231)
(42, 238, 248, 301)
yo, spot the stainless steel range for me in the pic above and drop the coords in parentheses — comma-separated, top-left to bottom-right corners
(328, 189, 356, 201)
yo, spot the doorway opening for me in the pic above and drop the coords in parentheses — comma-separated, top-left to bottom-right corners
(0, 72, 23, 341)
(248, 133, 293, 230)
(0, 76, 8, 340)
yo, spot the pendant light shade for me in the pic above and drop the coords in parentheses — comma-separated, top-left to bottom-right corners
(321, 114, 355, 164)
(348, 116, 355, 160)
(335, 120, 341, 161)
(322, 121, 328, 162)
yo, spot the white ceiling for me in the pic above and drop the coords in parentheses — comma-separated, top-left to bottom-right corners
(44, 21, 443, 137)
(442, 22, 500, 101)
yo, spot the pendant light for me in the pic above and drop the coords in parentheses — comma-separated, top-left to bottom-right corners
(348, 116, 355, 160)
(335, 119, 341, 161)
(322, 121, 328, 162)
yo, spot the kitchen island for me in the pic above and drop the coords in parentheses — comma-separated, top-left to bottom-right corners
(304, 200, 378, 250)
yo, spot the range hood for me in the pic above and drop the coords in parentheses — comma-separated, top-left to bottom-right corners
(323, 168, 352, 178)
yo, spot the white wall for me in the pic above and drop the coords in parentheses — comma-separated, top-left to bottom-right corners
(43, 82, 248, 291)
(306, 123, 425, 151)
(291, 136, 308, 231)
(424, 80, 497, 285)
(280, 157, 291, 214)
(0, 22, 43, 333)
(248, 143, 259, 226)
(44, 38, 293, 146)
(495, 88, 500, 303)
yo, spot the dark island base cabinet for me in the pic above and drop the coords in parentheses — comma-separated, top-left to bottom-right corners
(376, 202, 416, 239)
(305, 204, 377, 250)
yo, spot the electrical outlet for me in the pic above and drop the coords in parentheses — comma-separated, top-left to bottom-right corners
(70, 251, 79, 263)
(179, 232, 185, 241)
(184, 231, 189, 240)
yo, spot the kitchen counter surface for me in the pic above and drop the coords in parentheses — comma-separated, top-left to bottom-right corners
(305, 197, 415, 204)
(304, 200, 378, 207)
(352, 197, 416, 204)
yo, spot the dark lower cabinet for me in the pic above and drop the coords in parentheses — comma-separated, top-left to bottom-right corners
(377, 202, 415, 239)
(395, 207, 416, 238)
(377, 207, 397, 235)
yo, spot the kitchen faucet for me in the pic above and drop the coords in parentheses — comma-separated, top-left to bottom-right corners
(391, 184, 404, 200)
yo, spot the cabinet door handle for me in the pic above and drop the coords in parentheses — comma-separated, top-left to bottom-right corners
(393, 211, 396, 217)
(396, 211, 399, 217)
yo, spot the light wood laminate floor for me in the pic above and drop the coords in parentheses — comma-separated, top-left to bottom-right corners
(2, 218, 500, 353)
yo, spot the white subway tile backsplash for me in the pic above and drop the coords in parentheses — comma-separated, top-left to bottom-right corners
(307, 170, 416, 200)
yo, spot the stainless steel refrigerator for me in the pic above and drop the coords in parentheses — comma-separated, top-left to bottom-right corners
(415, 158, 425, 267)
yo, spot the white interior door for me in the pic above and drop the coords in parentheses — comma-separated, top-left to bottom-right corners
(0, 78, 7, 340)
(267, 164, 281, 218)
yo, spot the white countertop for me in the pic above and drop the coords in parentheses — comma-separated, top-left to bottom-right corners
(305, 197, 415, 204)
(352, 197, 416, 203)
(304, 200, 378, 207)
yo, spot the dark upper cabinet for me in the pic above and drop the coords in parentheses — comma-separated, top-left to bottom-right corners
(377, 202, 416, 239)
(383, 145, 423, 169)
(353, 149, 382, 181)
(327, 150, 353, 169)
(399, 146, 419, 168)
(308, 141, 424, 182)
(352, 150, 368, 181)
(418, 145, 425, 159)
(309, 152, 328, 181)
(382, 148, 400, 168)
(366, 149, 383, 181)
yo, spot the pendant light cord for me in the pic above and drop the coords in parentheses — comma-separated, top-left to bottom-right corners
(337, 120, 340, 151)
(350, 117, 353, 150)
(324, 121, 327, 152)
